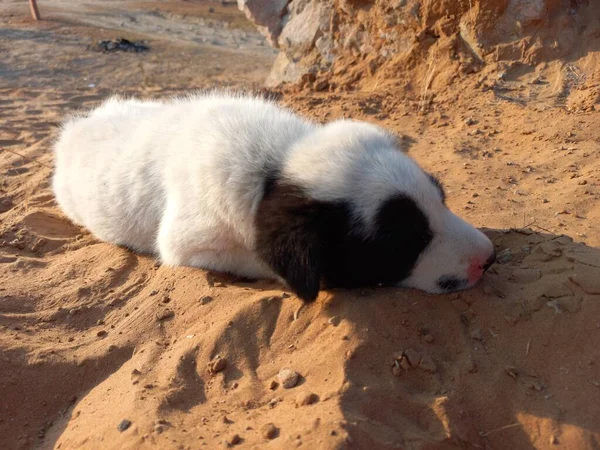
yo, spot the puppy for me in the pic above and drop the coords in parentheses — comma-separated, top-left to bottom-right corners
(53, 92, 496, 301)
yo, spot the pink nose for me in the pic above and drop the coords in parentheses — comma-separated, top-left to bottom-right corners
(467, 250, 496, 283)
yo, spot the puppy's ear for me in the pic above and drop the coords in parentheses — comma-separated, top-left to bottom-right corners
(255, 182, 323, 302)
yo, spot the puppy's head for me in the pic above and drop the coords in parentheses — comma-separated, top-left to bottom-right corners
(255, 121, 495, 301)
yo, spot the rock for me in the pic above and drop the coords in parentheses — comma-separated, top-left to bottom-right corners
(278, 1, 325, 53)
(497, 248, 512, 264)
(228, 434, 241, 445)
(277, 368, 299, 388)
(507, 0, 547, 25)
(117, 419, 132, 432)
(314, 79, 329, 92)
(96, 330, 107, 338)
(328, 316, 340, 326)
(404, 349, 421, 367)
(505, 366, 519, 379)
(423, 334, 434, 343)
(154, 424, 164, 434)
(200, 295, 213, 305)
(237, 0, 289, 46)
(156, 308, 175, 321)
(269, 380, 279, 390)
(261, 423, 278, 439)
(419, 354, 437, 373)
(296, 392, 318, 406)
(469, 328, 484, 341)
(210, 357, 227, 373)
(569, 266, 600, 294)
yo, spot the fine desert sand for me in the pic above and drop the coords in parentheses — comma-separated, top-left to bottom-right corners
(1, 1, 599, 449)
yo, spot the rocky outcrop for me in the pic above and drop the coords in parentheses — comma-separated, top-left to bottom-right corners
(238, 0, 598, 90)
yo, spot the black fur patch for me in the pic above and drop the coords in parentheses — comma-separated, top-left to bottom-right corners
(255, 180, 433, 302)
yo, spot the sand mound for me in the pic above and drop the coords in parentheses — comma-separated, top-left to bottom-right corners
(1, 2, 600, 449)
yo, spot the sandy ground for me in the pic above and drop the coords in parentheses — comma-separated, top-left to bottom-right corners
(1, 1, 599, 449)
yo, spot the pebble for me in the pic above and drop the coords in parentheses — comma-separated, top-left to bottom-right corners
(423, 334, 434, 343)
(505, 366, 519, 379)
(328, 316, 340, 326)
(419, 354, 437, 373)
(496, 248, 512, 264)
(404, 349, 421, 367)
(227, 434, 241, 446)
(200, 296, 213, 305)
(295, 392, 318, 406)
(210, 357, 227, 373)
(269, 380, 279, 390)
(392, 363, 402, 377)
(277, 368, 299, 388)
(156, 309, 174, 321)
(96, 330, 107, 338)
(117, 419, 131, 432)
(469, 328, 484, 341)
(261, 423, 278, 439)
(154, 424, 164, 434)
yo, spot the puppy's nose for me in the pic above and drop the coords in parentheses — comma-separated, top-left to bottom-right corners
(483, 250, 496, 272)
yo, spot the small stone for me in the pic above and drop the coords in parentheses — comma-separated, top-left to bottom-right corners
(228, 434, 241, 445)
(505, 366, 519, 379)
(277, 368, 299, 388)
(96, 330, 107, 338)
(156, 309, 174, 321)
(210, 357, 227, 373)
(404, 349, 421, 367)
(261, 423, 278, 440)
(423, 334, 434, 343)
(496, 248, 512, 264)
(161, 295, 171, 303)
(295, 392, 318, 406)
(399, 357, 411, 371)
(149, 290, 158, 296)
(465, 117, 476, 126)
(154, 424, 164, 434)
(469, 328, 484, 341)
(200, 296, 213, 305)
(578, 180, 587, 185)
(328, 316, 340, 326)
(391, 363, 402, 377)
(550, 435, 558, 445)
(269, 380, 279, 390)
(314, 80, 329, 91)
(419, 354, 437, 373)
(117, 419, 131, 432)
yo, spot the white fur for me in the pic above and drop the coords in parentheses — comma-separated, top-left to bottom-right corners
(53, 92, 493, 294)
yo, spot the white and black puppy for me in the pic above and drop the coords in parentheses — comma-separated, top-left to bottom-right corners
(53, 92, 496, 302)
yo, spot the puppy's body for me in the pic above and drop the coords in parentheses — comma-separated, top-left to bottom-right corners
(53, 92, 495, 301)
(54, 95, 310, 278)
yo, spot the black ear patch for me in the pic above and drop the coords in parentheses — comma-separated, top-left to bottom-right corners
(320, 194, 433, 289)
(255, 176, 435, 301)
(426, 173, 446, 204)
(255, 180, 326, 302)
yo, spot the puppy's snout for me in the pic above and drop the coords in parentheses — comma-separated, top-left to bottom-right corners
(482, 250, 496, 272)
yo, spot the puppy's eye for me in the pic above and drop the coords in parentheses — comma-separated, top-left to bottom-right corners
(426, 173, 446, 204)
